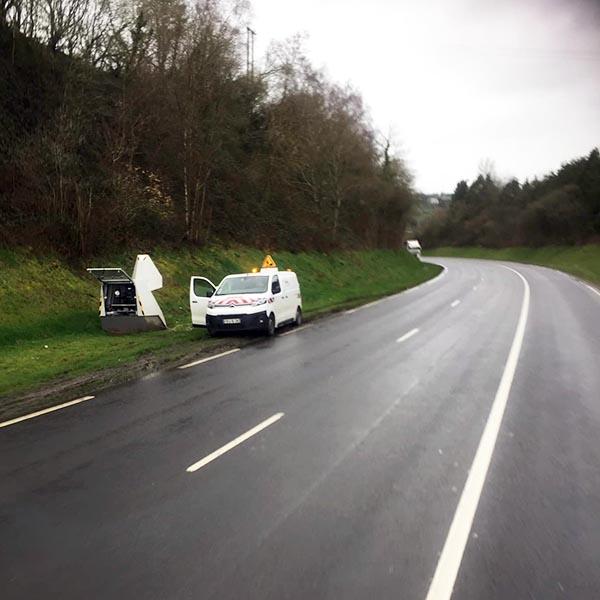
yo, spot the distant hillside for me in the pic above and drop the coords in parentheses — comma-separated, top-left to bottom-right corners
(418, 149, 600, 248)
(406, 193, 451, 237)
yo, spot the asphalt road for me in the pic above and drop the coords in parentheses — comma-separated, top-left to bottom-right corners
(1, 258, 599, 599)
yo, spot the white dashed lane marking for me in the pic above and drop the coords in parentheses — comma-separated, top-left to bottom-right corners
(178, 348, 240, 370)
(186, 413, 285, 473)
(0, 396, 96, 429)
(396, 328, 419, 344)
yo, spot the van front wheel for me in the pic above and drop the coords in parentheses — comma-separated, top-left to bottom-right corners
(266, 314, 276, 337)
(295, 308, 302, 326)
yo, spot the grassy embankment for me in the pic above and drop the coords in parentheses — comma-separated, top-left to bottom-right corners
(0, 247, 440, 412)
(427, 245, 600, 286)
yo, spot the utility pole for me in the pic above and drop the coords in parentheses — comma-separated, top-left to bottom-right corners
(246, 27, 256, 78)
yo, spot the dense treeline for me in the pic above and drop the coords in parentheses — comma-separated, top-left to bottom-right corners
(0, 0, 413, 256)
(419, 149, 600, 248)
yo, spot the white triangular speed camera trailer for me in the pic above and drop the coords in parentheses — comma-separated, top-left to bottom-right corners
(87, 254, 167, 334)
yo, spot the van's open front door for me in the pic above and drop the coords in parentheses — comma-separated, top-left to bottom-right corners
(190, 277, 216, 326)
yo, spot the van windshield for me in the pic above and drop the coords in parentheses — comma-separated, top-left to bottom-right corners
(216, 275, 269, 295)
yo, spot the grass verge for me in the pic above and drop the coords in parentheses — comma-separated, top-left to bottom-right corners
(0, 246, 440, 419)
(426, 245, 600, 286)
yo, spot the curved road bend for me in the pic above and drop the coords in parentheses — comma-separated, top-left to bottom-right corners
(1, 258, 599, 599)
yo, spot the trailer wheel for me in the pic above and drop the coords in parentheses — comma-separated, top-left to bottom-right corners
(295, 307, 303, 326)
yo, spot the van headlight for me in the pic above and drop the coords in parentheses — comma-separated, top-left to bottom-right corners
(207, 301, 215, 309)
(253, 298, 267, 306)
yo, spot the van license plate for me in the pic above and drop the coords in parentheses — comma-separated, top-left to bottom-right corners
(223, 318, 241, 324)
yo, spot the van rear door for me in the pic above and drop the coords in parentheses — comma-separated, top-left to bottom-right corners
(190, 277, 216, 326)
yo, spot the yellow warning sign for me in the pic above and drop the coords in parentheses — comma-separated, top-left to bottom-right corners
(261, 254, 277, 268)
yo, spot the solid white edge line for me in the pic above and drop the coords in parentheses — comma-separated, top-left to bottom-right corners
(450, 300, 460, 308)
(279, 324, 312, 336)
(344, 299, 380, 315)
(178, 348, 240, 370)
(345, 264, 448, 315)
(0, 396, 95, 429)
(585, 283, 600, 298)
(419, 262, 448, 290)
(396, 328, 420, 343)
(425, 265, 530, 600)
(186, 412, 284, 473)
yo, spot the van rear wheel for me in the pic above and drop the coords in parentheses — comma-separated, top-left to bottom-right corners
(266, 314, 276, 337)
(295, 307, 302, 326)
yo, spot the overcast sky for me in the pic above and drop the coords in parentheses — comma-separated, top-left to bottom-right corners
(250, 0, 600, 193)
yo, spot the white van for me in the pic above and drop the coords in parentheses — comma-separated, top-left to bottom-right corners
(189, 256, 302, 336)
(405, 239, 422, 257)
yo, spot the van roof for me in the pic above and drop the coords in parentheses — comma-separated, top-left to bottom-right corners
(224, 269, 296, 276)
(223, 272, 269, 278)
